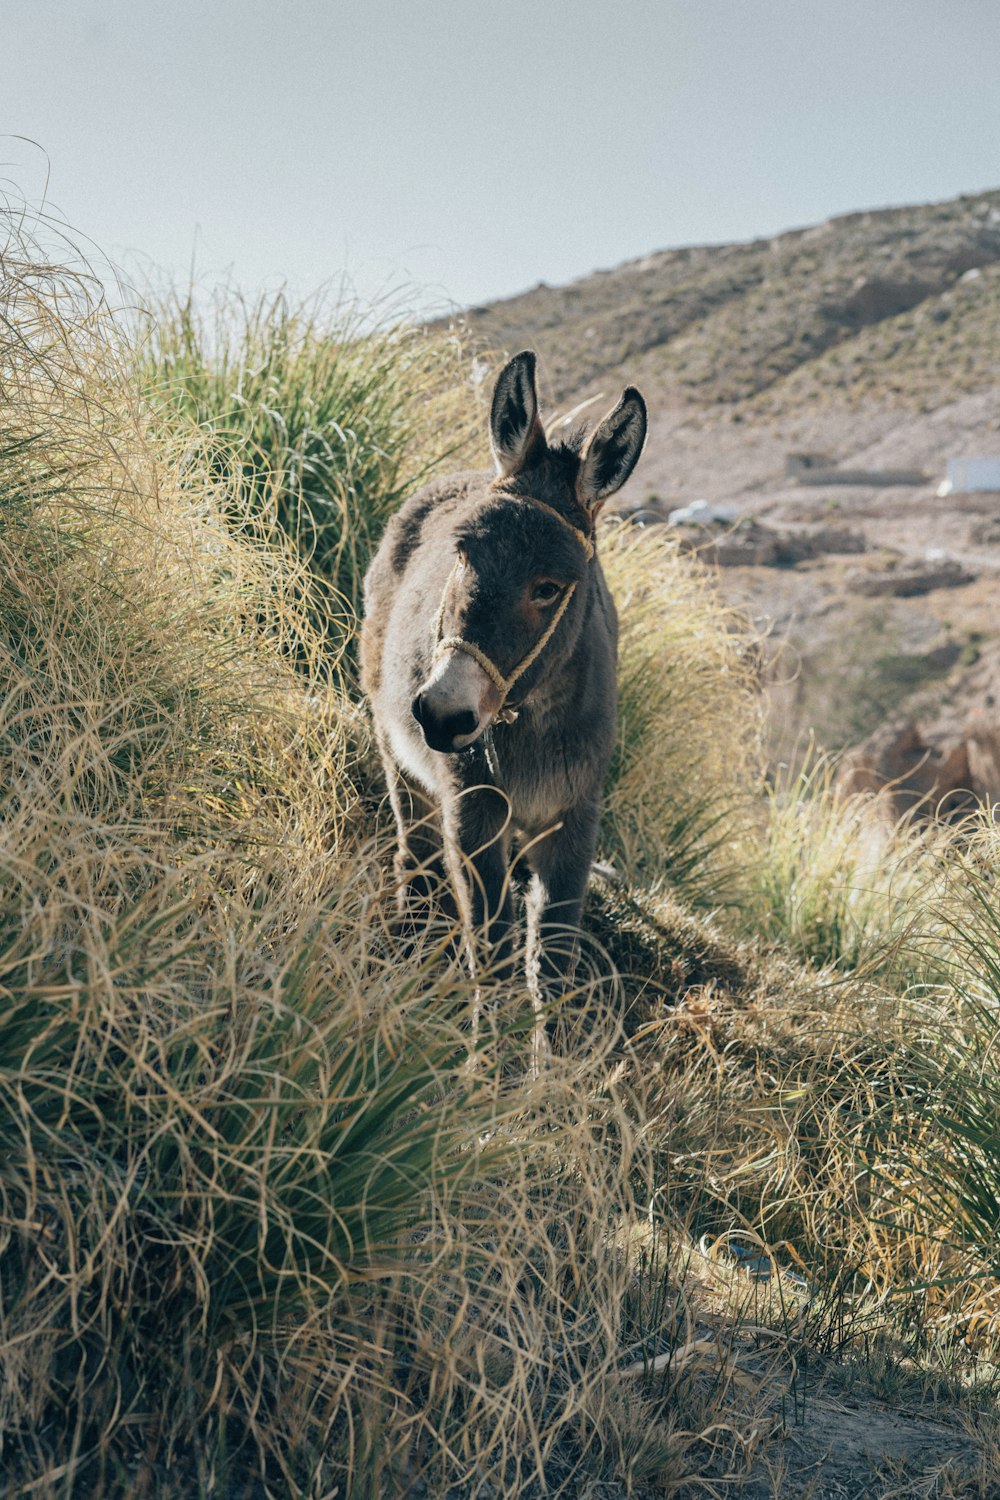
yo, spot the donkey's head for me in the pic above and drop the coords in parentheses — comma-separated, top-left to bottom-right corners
(411, 351, 646, 754)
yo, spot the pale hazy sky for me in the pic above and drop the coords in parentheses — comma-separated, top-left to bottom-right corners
(5, 0, 1000, 313)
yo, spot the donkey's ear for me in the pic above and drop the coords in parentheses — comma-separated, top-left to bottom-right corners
(576, 387, 647, 514)
(490, 350, 546, 477)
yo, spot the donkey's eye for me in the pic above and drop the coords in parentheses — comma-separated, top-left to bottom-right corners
(531, 579, 563, 606)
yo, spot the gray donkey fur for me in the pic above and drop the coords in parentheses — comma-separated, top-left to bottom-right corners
(360, 350, 646, 995)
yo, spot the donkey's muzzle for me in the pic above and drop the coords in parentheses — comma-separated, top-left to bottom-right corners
(411, 649, 500, 753)
(411, 694, 481, 754)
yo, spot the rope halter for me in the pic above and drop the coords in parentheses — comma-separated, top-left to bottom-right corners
(432, 496, 595, 726)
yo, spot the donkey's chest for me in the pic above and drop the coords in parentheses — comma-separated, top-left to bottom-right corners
(494, 729, 604, 836)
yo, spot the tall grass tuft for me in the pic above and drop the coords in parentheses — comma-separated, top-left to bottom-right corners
(138, 286, 480, 662)
(867, 839, 1000, 1296)
(600, 527, 764, 904)
(739, 752, 962, 983)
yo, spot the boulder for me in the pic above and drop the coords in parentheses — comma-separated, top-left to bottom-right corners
(836, 721, 976, 817)
(969, 515, 1000, 546)
(966, 713, 1000, 804)
(837, 642, 1000, 815)
(667, 499, 737, 526)
(820, 274, 938, 326)
(681, 517, 865, 568)
(625, 506, 671, 528)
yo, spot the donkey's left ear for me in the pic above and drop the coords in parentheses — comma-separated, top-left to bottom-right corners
(576, 387, 647, 514)
(490, 350, 547, 477)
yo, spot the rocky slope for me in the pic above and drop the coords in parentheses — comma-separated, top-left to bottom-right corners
(458, 189, 1000, 410)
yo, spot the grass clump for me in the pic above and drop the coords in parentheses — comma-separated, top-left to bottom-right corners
(138, 286, 479, 660)
(0, 225, 496, 1490)
(600, 527, 763, 904)
(0, 892, 508, 1493)
(865, 847, 1000, 1295)
(737, 753, 960, 982)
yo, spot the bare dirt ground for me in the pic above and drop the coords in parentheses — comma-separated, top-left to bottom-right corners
(737, 1393, 987, 1500)
(616, 1283, 997, 1499)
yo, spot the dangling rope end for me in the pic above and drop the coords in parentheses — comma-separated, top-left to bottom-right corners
(493, 705, 519, 725)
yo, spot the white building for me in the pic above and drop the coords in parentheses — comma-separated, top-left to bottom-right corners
(939, 458, 1000, 496)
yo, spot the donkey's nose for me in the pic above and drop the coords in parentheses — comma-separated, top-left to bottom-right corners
(411, 694, 480, 751)
(441, 708, 479, 739)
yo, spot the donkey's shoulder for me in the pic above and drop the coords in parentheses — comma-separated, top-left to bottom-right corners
(381, 470, 489, 577)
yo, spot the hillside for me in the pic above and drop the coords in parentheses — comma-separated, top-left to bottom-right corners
(454, 188, 1000, 801)
(458, 188, 1000, 410)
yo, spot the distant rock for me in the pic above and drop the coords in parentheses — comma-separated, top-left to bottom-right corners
(837, 641, 1000, 814)
(969, 515, 1000, 546)
(820, 274, 940, 328)
(667, 499, 737, 527)
(837, 721, 976, 816)
(619, 501, 673, 527)
(672, 516, 866, 568)
(786, 448, 929, 487)
(846, 556, 974, 597)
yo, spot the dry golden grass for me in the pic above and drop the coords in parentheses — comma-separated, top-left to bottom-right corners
(138, 285, 488, 678)
(0, 218, 743, 1499)
(738, 752, 965, 981)
(601, 528, 764, 904)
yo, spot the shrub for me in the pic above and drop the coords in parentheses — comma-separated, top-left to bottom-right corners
(868, 837, 1000, 1294)
(137, 287, 480, 663)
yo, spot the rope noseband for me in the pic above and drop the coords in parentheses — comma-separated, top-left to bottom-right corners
(432, 496, 594, 727)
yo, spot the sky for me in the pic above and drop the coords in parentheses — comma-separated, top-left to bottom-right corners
(5, 0, 1000, 316)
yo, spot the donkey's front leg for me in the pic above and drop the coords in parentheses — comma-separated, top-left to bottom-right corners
(442, 781, 515, 981)
(525, 801, 600, 1014)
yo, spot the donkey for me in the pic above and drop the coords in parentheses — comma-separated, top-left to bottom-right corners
(360, 350, 646, 1004)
